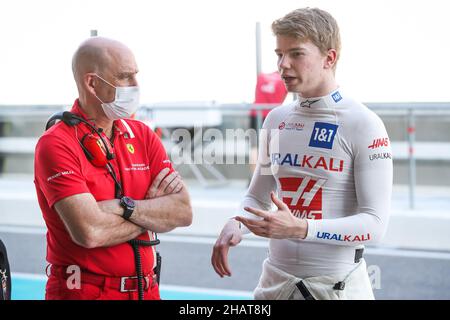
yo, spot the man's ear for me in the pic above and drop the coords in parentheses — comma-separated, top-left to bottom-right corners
(324, 49, 337, 70)
(83, 73, 97, 95)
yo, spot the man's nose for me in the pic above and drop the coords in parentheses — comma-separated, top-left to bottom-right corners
(131, 75, 139, 87)
(278, 55, 290, 70)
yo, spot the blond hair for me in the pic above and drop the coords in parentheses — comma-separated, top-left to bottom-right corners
(272, 8, 341, 70)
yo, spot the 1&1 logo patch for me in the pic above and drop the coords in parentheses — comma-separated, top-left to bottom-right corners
(309, 122, 338, 149)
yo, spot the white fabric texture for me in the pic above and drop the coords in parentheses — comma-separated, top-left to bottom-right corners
(254, 257, 374, 300)
(240, 88, 393, 278)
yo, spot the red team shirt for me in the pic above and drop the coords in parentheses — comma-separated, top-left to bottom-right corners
(34, 99, 173, 277)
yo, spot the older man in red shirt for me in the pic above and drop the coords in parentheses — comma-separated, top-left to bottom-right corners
(34, 37, 192, 300)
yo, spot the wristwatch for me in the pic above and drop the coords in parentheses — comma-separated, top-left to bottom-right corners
(120, 196, 136, 220)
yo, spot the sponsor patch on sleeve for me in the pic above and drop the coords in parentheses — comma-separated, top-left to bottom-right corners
(368, 137, 389, 149)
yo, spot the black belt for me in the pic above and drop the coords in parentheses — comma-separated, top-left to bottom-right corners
(354, 248, 364, 263)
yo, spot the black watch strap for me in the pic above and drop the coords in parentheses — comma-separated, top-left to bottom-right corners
(120, 196, 135, 220)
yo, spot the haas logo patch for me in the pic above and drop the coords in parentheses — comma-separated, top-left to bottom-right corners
(279, 176, 325, 220)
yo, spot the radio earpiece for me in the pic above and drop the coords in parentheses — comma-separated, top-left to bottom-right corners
(45, 111, 115, 167)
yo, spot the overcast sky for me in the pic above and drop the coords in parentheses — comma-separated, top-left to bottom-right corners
(1, 0, 449, 104)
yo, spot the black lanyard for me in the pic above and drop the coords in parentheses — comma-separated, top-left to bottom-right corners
(106, 163, 123, 199)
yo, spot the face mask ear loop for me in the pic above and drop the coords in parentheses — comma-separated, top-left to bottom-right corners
(94, 93, 106, 105)
(95, 74, 116, 89)
(94, 74, 118, 106)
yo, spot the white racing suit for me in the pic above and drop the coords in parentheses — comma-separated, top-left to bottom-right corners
(254, 258, 374, 300)
(240, 88, 393, 300)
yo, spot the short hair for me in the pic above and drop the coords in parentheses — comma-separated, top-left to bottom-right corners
(272, 8, 341, 70)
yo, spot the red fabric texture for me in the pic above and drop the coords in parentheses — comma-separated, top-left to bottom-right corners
(45, 273, 161, 300)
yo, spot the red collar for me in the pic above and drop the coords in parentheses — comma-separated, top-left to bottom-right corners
(70, 99, 88, 119)
(70, 99, 134, 139)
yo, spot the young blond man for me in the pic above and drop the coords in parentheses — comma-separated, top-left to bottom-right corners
(211, 8, 392, 300)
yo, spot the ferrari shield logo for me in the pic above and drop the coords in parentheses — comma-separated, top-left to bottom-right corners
(127, 143, 135, 154)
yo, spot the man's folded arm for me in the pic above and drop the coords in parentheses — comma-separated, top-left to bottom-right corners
(54, 181, 192, 249)
(54, 193, 145, 249)
(128, 183, 193, 233)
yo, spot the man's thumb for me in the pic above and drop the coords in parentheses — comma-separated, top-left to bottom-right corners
(271, 191, 287, 210)
(229, 233, 241, 246)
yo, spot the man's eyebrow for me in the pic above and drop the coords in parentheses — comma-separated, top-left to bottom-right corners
(275, 48, 307, 53)
(117, 70, 138, 77)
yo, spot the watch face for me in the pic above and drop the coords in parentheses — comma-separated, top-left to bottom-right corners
(123, 197, 135, 207)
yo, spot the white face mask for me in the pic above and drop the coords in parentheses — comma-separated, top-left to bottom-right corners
(94, 74, 140, 120)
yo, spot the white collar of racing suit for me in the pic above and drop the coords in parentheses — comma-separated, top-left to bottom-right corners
(295, 87, 344, 110)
